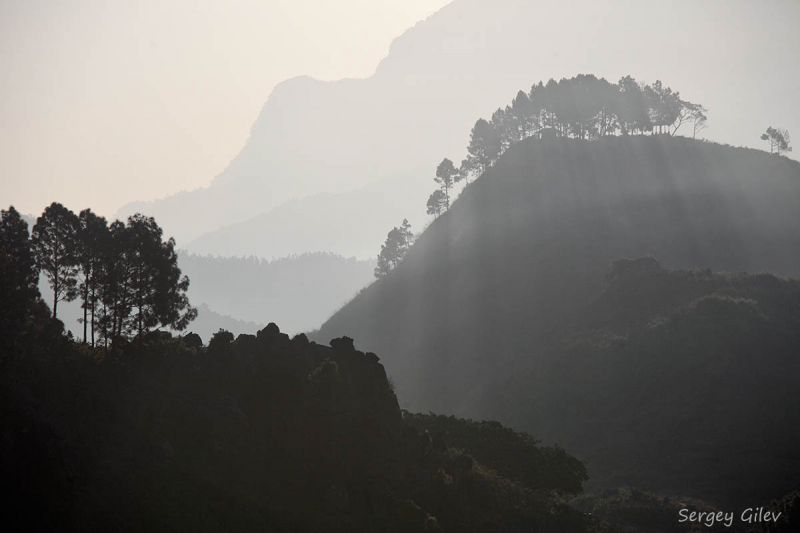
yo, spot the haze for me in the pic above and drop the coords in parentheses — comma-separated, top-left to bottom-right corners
(0, 0, 450, 218)
(3, 0, 798, 223)
(5, 2, 800, 527)
(4, 0, 800, 340)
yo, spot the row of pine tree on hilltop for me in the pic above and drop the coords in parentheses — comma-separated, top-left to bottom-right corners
(427, 74, 709, 217)
(427, 74, 792, 217)
(0, 204, 196, 349)
(374, 75, 708, 276)
(375, 75, 791, 278)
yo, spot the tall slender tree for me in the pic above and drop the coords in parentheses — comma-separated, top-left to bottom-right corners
(690, 104, 709, 139)
(616, 76, 650, 135)
(511, 90, 535, 141)
(32, 202, 80, 319)
(374, 219, 413, 278)
(460, 119, 501, 184)
(1, 206, 41, 338)
(126, 214, 196, 343)
(77, 209, 108, 345)
(761, 127, 792, 155)
(434, 158, 458, 210)
(426, 190, 447, 218)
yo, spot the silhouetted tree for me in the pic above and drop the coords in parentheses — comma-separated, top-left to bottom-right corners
(122, 214, 196, 343)
(1, 206, 40, 338)
(670, 99, 699, 136)
(150, 227, 196, 334)
(644, 80, 681, 135)
(374, 219, 413, 278)
(77, 209, 108, 345)
(690, 104, 709, 139)
(98, 219, 130, 344)
(490, 106, 514, 152)
(460, 119, 501, 183)
(94, 214, 195, 347)
(761, 127, 792, 155)
(32, 202, 80, 319)
(434, 158, 458, 209)
(426, 190, 447, 218)
(510, 90, 536, 141)
(616, 76, 651, 135)
(447, 74, 707, 192)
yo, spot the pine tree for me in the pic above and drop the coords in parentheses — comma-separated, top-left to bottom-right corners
(460, 119, 501, 184)
(32, 202, 80, 319)
(426, 190, 447, 218)
(434, 158, 458, 210)
(97, 214, 196, 346)
(374, 220, 414, 279)
(77, 209, 108, 345)
(0, 206, 40, 338)
(761, 127, 792, 155)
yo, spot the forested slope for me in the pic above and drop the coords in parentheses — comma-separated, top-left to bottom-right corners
(314, 136, 800, 506)
(1, 321, 599, 532)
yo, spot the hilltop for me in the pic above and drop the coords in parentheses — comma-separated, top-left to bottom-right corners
(1, 322, 601, 532)
(115, 0, 799, 252)
(313, 135, 800, 506)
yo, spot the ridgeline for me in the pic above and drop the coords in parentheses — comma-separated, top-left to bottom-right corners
(314, 135, 800, 507)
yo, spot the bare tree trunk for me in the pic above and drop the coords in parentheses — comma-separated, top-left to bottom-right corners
(138, 294, 143, 356)
(52, 276, 58, 319)
(90, 280, 96, 347)
(91, 299, 95, 347)
(83, 280, 88, 343)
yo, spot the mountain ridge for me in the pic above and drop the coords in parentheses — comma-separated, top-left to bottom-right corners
(312, 135, 800, 505)
(115, 0, 800, 251)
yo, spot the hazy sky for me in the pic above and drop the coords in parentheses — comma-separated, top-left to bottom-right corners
(0, 0, 450, 218)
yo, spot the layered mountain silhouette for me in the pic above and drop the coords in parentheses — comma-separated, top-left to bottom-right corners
(182, 174, 425, 259)
(177, 251, 374, 334)
(313, 136, 800, 506)
(116, 0, 799, 255)
(38, 250, 372, 341)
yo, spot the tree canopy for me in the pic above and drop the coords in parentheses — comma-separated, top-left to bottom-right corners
(426, 190, 447, 218)
(428, 74, 708, 218)
(761, 127, 792, 155)
(374, 219, 413, 279)
(4, 202, 196, 348)
(0, 206, 41, 340)
(32, 202, 80, 319)
(434, 158, 458, 209)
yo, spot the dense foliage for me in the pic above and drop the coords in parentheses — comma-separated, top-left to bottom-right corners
(0, 316, 605, 532)
(403, 412, 588, 497)
(426, 74, 709, 217)
(375, 219, 414, 279)
(0, 206, 41, 343)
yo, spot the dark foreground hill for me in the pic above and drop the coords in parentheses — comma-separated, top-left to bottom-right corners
(314, 136, 800, 506)
(1, 322, 603, 532)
